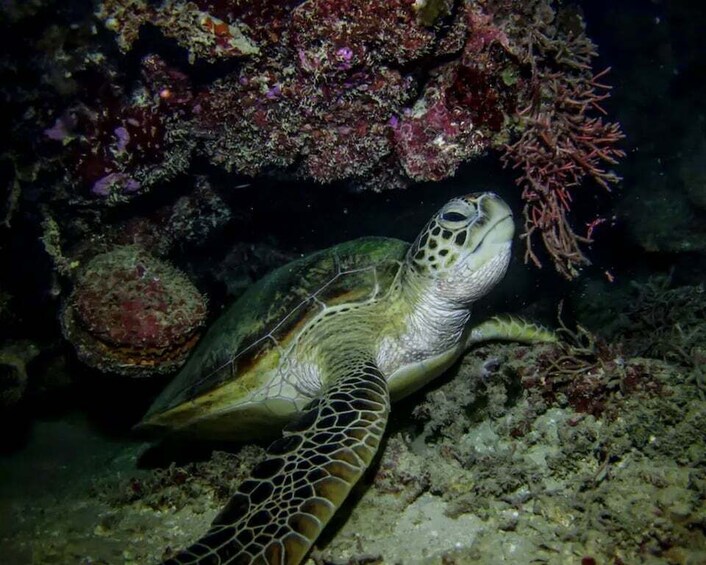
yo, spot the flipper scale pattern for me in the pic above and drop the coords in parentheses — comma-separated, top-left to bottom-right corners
(163, 360, 390, 565)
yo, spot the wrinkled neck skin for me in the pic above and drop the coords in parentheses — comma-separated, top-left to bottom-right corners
(376, 242, 512, 375)
(376, 267, 471, 376)
(402, 265, 472, 343)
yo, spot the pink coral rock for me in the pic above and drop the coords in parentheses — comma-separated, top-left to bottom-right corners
(61, 246, 207, 376)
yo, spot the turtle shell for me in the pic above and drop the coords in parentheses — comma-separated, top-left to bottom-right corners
(142, 237, 408, 429)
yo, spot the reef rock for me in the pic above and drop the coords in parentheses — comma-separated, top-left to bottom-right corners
(61, 246, 207, 376)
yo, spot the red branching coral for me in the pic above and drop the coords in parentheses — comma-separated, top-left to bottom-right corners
(501, 24, 625, 279)
(515, 324, 663, 418)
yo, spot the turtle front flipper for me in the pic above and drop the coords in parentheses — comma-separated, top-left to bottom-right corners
(466, 315, 557, 346)
(163, 358, 390, 565)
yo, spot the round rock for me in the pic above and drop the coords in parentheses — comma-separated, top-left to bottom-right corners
(62, 245, 207, 376)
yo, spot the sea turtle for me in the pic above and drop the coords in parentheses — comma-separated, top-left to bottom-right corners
(140, 192, 555, 564)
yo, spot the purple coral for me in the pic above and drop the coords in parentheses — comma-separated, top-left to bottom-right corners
(335, 46, 354, 69)
(265, 84, 281, 100)
(113, 126, 130, 151)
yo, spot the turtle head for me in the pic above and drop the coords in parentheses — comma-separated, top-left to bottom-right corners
(406, 192, 514, 305)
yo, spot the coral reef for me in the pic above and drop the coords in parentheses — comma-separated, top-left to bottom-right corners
(107, 0, 621, 274)
(104, 176, 234, 256)
(510, 326, 663, 418)
(573, 274, 706, 389)
(98, 0, 259, 63)
(2, 1, 706, 564)
(44, 54, 196, 205)
(500, 31, 625, 278)
(61, 245, 207, 376)
(12, 0, 623, 279)
(617, 277, 705, 370)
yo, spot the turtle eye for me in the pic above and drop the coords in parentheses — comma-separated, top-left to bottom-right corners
(440, 211, 467, 223)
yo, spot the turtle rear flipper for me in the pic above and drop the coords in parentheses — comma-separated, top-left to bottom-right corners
(163, 358, 390, 565)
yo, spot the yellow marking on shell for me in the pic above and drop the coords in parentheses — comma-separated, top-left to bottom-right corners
(140, 351, 279, 432)
(237, 345, 282, 382)
(323, 287, 375, 307)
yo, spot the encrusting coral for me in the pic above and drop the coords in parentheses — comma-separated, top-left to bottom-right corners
(61, 245, 207, 376)
(29, 0, 625, 278)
